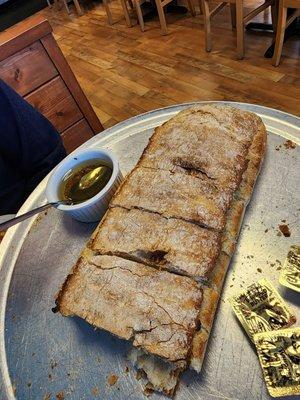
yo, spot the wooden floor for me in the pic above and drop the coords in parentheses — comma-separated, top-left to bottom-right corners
(40, 0, 300, 128)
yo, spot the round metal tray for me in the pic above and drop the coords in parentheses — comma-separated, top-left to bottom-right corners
(0, 102, 299, 400)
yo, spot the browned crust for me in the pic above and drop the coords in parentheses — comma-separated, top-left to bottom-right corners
(190, 120, 267, 372)
(236, 123, 267, 203)
(190, 287, 219, 371)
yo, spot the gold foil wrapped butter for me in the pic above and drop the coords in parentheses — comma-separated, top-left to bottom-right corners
(230, 279, 296, 341)
(280, 245, 300, 293)
(253, 328, 300, 397)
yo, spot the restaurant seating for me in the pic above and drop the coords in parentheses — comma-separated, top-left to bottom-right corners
(0, 15, 103, 153)
(119, 0, 196, 34)
(272, 0, 300, 65)
(200, 0, 274, 58)
(55, 0, 84, 15)
(154, 0, 196, 34)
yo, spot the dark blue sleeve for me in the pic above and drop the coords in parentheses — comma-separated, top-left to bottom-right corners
(0, 79, 66, 214)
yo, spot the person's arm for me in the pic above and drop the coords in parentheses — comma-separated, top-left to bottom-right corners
(0, 79, 66, 214)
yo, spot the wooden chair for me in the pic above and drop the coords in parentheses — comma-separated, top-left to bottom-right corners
(120, 0, 196, 34)
(155, 0, 196, 34)
(272, 0, 300, 66)
(50, 0, 84, 15)
(61, 0, 84, 16)
(201, 0, 274, 59)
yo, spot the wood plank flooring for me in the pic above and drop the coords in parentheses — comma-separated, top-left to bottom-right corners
(40, 0, 300, 128)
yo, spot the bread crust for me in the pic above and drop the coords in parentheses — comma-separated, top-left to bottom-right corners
(190, 118, 267, 372)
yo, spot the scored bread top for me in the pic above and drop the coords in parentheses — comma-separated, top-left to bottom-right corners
(90, 206, 221, 280)
(57, 254, 203, 363)
(111, 167, 232, 231)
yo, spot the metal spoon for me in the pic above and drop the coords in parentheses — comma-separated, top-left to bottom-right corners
(0, 167, 108, 231)
(0, 200, 73, 231)
(78, 166, 108, 190)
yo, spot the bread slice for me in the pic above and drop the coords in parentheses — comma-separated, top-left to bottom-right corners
(90, 206, 221, 281)
(138, 107, 253, 191)
(55, 254, 203, 363)
(111, 167, 232, 231)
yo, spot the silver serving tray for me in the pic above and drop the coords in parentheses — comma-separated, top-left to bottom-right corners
(0, 102, 299, 400)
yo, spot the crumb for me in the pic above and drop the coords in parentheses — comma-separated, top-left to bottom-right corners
(96, 356, 101, 363)
(277, 231, 282, 237)
(12, 383, 17, 395)
(144, 383, 154, 396)
(48, 374, 52, 380)
(283, 139, 296, 149)
(278, 224, 291, 237)
(264, 228, 268, 233)
(124, 366, 129, 373)
(281, 219, 286, 223)
(44, 394, 51, 400)
(27, 382, 31, 388)
(270, 263, 275, 267)
(136, 370, 144, 381)
(277, 266, 282, 271)
(232, 277, 235, 281)
(56, 392, 64, 400)
(91, 386, 99, 396)
(257, 268, 262, 273)
(51, 361, 58, 369)
(67, 373, 71, 377)
(230, 284, 234, 287)
(32, 352, 36, 357)
(107, 374, 118, 386)
(276, 259, 282, 264)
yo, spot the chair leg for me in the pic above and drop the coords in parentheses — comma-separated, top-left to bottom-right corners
(235, 0, 244, 59)
(230, 3, 236, 29)
(187, 0, 196, 16)
(201, 0, 212, 52)
(103, 0, 113, 24)
(120, 0, 133, 26)
(272, 1, 287, 66)
(155, 0, 168, 35)
(134, 0, 145, 31)
(62, 0, 71, 13)
(198, 0, 203, 14)
(271, 2, 278, 33)
(73, 0, 83, 15)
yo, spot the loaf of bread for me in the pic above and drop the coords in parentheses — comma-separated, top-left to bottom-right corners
(55, 104, 267, 396)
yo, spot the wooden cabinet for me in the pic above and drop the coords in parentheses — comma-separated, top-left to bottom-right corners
(0, 15, 103, 153)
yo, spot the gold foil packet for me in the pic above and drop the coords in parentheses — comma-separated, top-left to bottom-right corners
(230, 278, 296, 341)
(253, 327, 300, 397)
(280, 245, 300, 293)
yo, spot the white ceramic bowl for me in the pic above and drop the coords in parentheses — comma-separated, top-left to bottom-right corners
(46, 148, 123, 223)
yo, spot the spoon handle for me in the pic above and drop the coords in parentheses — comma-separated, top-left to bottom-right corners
(0, 203, 55, 231)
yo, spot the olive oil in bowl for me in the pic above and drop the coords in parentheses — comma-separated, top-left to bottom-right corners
(59, 160, 113, 204)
